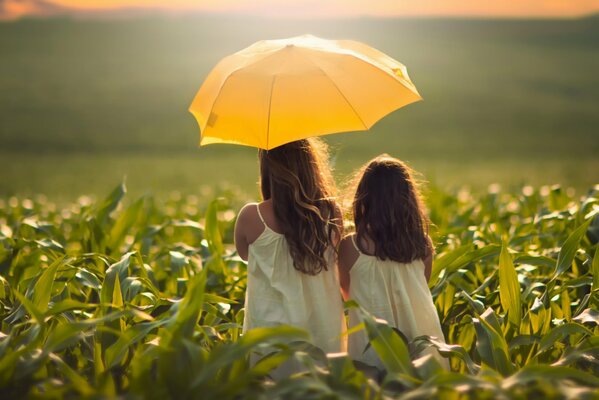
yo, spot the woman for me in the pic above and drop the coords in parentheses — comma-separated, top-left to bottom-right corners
(234, 137, 346, 376)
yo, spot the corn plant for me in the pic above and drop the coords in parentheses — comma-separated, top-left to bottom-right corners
(0, 183, 597, 399)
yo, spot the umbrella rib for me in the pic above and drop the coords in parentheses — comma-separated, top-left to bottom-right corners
(297, 51, 369, 130)
(266, 74, 277, 150)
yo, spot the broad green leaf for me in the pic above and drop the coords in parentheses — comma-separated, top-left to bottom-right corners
(48, 353, 95, 396)
(107, 196, 145, 251)
(361, 310, 415, 377)
(13, 291, 44, 324)
(75, 268, 102, 290)
(47, 298, 97, 315)
(473, 308, 513, 376)
(593, 246, 599, 293)
(414, 335, 479, 374)
(105, 320, 166, 369)
(100, 252, 134, 307)
(537, 323, 593, 355)
(238, 325, 309, 348)
(412, 353, 444, 381)
(95, 181, 126, 228)
(552, 218, 592, 279)
(429, 244, 472, 287)
(45, 322, 88, 353)
(32, 256, 69, 313)
(204, 199, 224, 256)
(189, 325, 308, 390)
(503, 365, 599, 389)
(112, 274, 124, 309)
(167, 270, 207, 343)
(498, 242, 521, 327)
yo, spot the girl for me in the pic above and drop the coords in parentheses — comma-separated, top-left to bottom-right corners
(234, 138, 346, 375)
(338, 154, 448, 370)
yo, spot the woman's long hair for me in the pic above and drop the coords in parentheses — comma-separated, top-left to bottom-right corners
(351, 155, 432, 263)
(259, 138, 342, 275)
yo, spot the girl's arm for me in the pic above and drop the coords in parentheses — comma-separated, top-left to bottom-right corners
(423, 252, 433, 282)
(423, 235, 435, 282)
(337, 236, 359, 300)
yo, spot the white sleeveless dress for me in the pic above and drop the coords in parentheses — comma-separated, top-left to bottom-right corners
(242, 204, 346, 376)
(347, 235, 449, 370)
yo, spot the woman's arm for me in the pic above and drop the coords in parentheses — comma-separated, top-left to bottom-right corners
(234, 204, 253, 261)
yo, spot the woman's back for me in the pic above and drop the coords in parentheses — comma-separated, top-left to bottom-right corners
(234, 138, 345, 378)
(242, 202, 346, 354)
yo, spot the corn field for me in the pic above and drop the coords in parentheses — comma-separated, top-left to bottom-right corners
(0, 183, 598, 399)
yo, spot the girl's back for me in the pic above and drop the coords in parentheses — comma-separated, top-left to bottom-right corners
(344, 234, 445, 369)
(338, 155, 448, 370)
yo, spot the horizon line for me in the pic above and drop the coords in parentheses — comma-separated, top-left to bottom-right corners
(2, 8, 599, 22)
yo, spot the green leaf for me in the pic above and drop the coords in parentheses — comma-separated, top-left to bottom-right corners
(44, 322, 88, 353)
(167, 270, 207, 343)
(95, 181, 127, 227)
(32, 256, 69, 314)
(503, 365, 599, 389)
(189, 325, 308, 390)
(105, 320, 166, 369)
(204, 199, 224, 256)
(100, 252, 134, 307)
(473, 308, 513, 376)
(75, 268, 102, 290)
(592, 246, 599, 293)
(552, 218, 592, 279)
(112, 274, 124, 308)
(498, 242, 521, 327)
(48, 353, 95, 396)
(414, 335, 479, 374)
(360, 310, 415, 377)
(239, 325, 309, 348)
(47, 299, 97, 315)
(537, 323, 593, 355)
(429, 244, 472, 287)
(107, 196, 145, 251)
(13, 291, 44, 324)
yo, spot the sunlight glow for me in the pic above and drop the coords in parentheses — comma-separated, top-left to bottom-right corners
(2, 0, 599, 20)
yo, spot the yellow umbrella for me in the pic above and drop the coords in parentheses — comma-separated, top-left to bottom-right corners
(189, 34, 421, 150)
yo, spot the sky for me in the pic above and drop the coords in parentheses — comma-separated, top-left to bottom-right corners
(2, 0, 599, 20)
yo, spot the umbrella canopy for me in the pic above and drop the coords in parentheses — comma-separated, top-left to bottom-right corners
(189, 34, 421, 150)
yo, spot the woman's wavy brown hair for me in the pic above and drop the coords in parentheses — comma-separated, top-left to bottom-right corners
(259, 138, 342, 275)
(351, 155, 432, 263)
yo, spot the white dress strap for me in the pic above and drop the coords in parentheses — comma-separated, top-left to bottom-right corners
(351, 234, 362, 254)
(255, 203, 266, 227)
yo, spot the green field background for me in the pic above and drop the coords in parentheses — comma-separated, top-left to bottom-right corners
(1, 15, 598, 201)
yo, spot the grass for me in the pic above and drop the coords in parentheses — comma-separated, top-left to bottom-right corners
(0, 15, 598, 200)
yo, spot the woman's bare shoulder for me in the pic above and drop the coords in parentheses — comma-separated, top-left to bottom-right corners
(236, 202, 261, 230)
(236, 202, 269, 245)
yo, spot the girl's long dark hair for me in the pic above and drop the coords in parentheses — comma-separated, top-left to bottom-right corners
(352, 155, 432, 263)
(259, 138, 342, 275)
